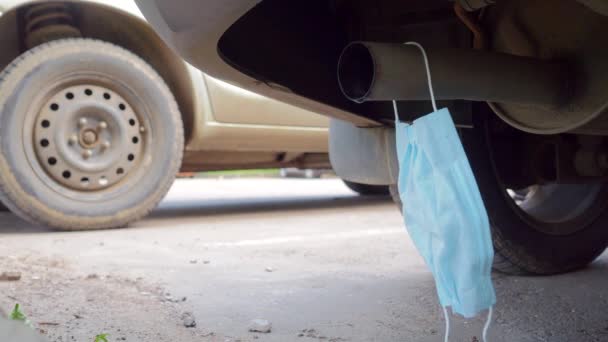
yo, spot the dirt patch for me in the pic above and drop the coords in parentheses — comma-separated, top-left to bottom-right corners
(0, 254, 222, 342)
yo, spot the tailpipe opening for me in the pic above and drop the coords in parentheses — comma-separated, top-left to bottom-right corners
(337, 42, 375, 103)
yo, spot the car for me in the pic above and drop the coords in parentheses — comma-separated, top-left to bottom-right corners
(135, 0, 608, 276)
(0, 0, 386, 230)
(279, 168, 328, 179)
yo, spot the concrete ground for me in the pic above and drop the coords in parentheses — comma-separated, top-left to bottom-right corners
(1, 178, 607, 342)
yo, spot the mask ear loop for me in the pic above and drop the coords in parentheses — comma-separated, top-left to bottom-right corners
(442, 306, 451, 342)
(392, 100, 400, 122)
(404, 42, 438, 112)
(482, 306, 493, 342)
(392, 41, 438, 124)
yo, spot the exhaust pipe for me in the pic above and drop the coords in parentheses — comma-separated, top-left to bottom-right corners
(337, 42, 568, 106)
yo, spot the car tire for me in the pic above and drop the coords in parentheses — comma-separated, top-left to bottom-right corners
(0, 39, 184, 230)
(343, 180, 390, 196)
(390, 107, 608, 275)
(463, 110, 608, 275)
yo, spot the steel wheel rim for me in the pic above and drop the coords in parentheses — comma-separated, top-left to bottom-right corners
(506, 183, 604, 235)
(484, 116, 608, 236)
(29, 83, 148, 194)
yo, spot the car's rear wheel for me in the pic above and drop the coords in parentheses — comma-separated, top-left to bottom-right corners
(465, 110, 608, 275)
(343, 180, 390, 196)
(391, 108, 608, 275)
(0, 39, 183, 230)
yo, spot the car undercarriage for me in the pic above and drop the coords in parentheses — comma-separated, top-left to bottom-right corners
(139, 0, 608, 275)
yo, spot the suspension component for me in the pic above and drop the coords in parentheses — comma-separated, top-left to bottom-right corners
(24, 2, 81, 49)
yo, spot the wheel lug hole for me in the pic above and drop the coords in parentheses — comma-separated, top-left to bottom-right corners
(50, 103, 59, 111)
(40, 139, 49, 147)
(62, 170, 71, 179)
(65, 92, 74, 100)
(103, 93, 111, 100)
(129, 119, 136, 126)
(48, 157, 57, 166)
(41, 120, 50, 128)
(132, 137, 139, 144)
(119, 103, 126, 111)
(127, 154, 135, 162)
(84, 89, 93, 96)
(116, 168, 124, 175)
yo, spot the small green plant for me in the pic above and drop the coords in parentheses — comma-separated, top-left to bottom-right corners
(94, 333, 109, 342)
(9, 304, 27, 321)
(9, 303, 33, 328)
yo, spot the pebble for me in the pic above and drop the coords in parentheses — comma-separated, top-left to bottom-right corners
(249, 319, 272, 333)
(182, 312, 196, 328)
(0, 271, 22, 281)
(301, 329, 322, 338)
(265, 267, 274, 272)
(163, 295, 187, 303)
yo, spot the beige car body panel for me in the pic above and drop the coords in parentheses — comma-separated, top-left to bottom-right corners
(0, 0, 330, 170)
(188, 74, 328, 152)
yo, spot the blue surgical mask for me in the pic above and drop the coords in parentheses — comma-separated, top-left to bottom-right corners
(394, 42, 496, 341)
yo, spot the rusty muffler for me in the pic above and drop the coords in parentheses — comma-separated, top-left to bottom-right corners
(337, 41, 569, 106)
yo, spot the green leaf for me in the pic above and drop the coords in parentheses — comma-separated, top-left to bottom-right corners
(94, 333, 109, 342)
(9, 304, 27, 321)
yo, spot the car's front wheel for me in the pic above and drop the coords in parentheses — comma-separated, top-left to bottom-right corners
(0, 39, 184, 230)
